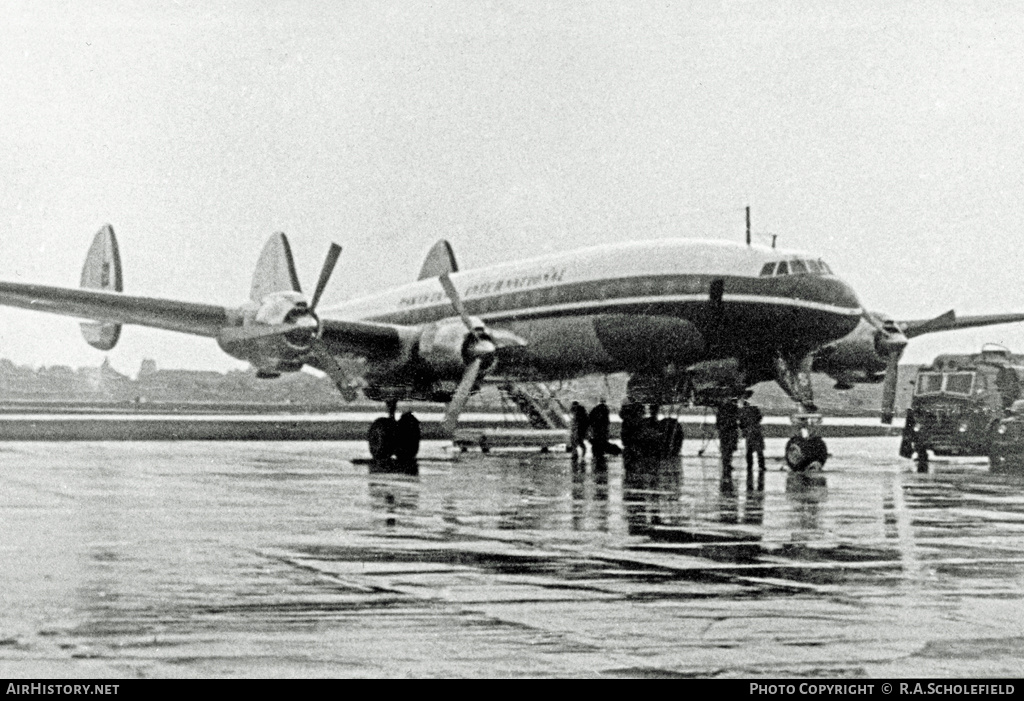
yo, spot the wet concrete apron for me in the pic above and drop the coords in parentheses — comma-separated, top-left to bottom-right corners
(1, 437, 1022, 678)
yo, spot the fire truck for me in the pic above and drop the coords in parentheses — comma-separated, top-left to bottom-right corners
(900, 345, 1024, 469)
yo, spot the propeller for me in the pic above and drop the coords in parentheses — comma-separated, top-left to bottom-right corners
(220, 238, 358, 400)
(439, 272, 499, 436)
(305, 243, 359, 401)
(866, 311, 910, 424)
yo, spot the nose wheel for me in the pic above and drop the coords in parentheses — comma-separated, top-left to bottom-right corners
(784, 435, 828, 471)
(785, 414, 828, 471)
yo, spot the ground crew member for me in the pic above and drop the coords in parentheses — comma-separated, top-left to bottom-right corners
(569, 401, 590, 457)
(620, 401, 642, 452)
(899, 408, 916, 459)
(588, 398, 610, 457)
(739, 400, 766, 471)
(716, 399, 739, 475)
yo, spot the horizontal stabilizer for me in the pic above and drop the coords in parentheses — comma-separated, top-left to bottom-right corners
(79, 224, 123, 350)
(251, 232, 302, 302)
(417, 239, 459, 281)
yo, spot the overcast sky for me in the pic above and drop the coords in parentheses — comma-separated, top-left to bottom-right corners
(2, 2, 1023, 378)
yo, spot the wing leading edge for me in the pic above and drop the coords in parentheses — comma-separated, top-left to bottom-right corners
(0, 279, 413, 362)
(902, 311, 1024, 339)
(0, 281, 231, 337)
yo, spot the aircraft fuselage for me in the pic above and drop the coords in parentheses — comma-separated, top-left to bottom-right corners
(329, 239, 863, 388)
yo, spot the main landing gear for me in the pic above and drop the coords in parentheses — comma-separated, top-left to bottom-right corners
(368, 401, 421, 461)
(784, 415, 828, 471)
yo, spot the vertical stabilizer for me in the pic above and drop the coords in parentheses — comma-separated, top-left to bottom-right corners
(251, 232, 302, 302)
(80, 224, 122, 350)
(417, 239, 459, 280)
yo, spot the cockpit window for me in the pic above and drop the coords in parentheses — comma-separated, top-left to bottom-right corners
(763, 258, 834, 277)
(916, 373, 943, 395)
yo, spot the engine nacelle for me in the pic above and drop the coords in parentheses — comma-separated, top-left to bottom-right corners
(828, 369, 887, 389)
(812, 310, 909, 390)
(217, 291, 320, 375)
(251, 291, 319, 352)
(812, 315, 886, 380)
(416, 318, 494, 379)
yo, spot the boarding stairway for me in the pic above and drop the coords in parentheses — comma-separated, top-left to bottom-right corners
(498, 382, 569, 429)
(452, 382, 568, 453)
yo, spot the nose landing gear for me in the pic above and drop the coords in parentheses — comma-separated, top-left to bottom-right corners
(784, 414, 828, 471)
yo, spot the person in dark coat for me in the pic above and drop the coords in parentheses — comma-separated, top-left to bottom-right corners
(716, 399, 739, 475)
(738, 400, 766, 472)
(620, 401, 642, 451)
(588, 398, 610, 456)
(570, 401, 590, 457)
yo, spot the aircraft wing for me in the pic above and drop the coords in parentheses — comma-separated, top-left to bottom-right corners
(319, 318, 405, 360)
(0, 281, 230, 337)
(901, 310, 1024, 339)
(0, 280, 417, 360)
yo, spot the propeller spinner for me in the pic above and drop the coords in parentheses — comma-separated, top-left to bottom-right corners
(437, 273, 523, 435)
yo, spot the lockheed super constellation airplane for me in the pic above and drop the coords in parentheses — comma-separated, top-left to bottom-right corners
(1, 225, 1022, 469)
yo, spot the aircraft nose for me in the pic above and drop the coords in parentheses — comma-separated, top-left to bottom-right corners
(823, 276, 863, 314)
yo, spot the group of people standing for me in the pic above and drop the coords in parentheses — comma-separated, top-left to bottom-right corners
(567, 394, 765, 471)
(716, 398, 765, 476)
(568, 398, 614, 458)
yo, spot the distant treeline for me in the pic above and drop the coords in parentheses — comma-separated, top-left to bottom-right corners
(0, 357, 916, 416)
(0, 358, 342, 405)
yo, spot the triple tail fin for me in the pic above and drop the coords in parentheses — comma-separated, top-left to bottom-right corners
(79, 224, 122, 350)
(417, 239, 458, 280)
(251, 232, 302, 302)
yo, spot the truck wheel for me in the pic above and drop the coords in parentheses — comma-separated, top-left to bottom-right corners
(916, 448, 929, 473)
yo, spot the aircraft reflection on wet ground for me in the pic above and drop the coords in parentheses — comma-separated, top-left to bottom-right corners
(4, 437, 1024, 677)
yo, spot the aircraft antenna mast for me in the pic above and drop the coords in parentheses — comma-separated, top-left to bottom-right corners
(745, 206, 751, 246)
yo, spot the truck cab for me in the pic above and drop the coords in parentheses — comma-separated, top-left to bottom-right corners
(902, 345, 1024, 469)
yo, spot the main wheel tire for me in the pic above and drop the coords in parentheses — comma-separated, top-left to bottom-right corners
(658, 418, 684, 457)
(785, 435, 828, 471)
(368, 417, 397, 460)
(394, 412, 421, 461)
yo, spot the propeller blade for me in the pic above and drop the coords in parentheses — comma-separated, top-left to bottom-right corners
(880, 351, 902, 424)
(310, 340, 358, 402)
(441, 357, 483, 436)
(439, 273, 474, 330)
(309, 243, 342, 312)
